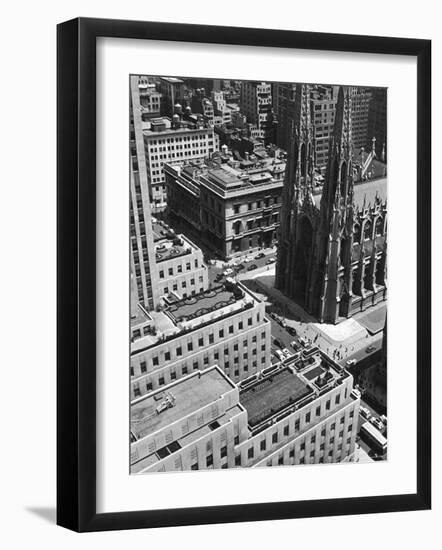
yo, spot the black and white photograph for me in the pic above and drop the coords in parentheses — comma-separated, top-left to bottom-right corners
(129, 76, 388, 474)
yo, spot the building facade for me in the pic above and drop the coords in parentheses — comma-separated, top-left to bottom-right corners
(276, 85, 387, 324)
(130, 281, 271, 400)
(165, 151, 285, 259)
(240, 81, 275, 143)
(130, 76, 161, 309)
(130, 348, 360, 473)
(143, 117, 219, 210)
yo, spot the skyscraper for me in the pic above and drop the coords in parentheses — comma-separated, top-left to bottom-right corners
(130, 76, 160, 309)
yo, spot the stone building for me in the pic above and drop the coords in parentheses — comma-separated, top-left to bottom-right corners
(276, 85, 387, 324)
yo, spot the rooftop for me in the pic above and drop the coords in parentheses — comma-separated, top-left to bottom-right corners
(240, 349, 349, 432)
(314, 177, 387, 210)
(240, 368, 311, 428)
(131, 367, 234, 440)
(166, 283, 244, 324)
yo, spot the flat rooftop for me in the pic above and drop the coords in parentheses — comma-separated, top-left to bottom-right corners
(131, 367, 233, 440)
(165, 283, 243, 324)
(240, 368, 312, 427)
(155, 237, 191, 263)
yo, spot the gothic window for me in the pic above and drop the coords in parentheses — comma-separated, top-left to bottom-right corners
(340, 161, 347, 196)
(363, 221, 372, 241)
(300, 142, 306, 178)
(353, 224, 361, 243)
(375, 216, 384, 236)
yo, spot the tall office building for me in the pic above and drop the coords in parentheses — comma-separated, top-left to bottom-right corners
(130, 76, 161, 310)
(367, 88, 387, 159)
(274, 82, 297, 152)
(130, 280, 271, 400)
(131, 348, 360, 473)
(240, 81, 275, 144)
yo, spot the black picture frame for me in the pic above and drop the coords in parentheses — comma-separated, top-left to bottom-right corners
(57, 17, 431, 532)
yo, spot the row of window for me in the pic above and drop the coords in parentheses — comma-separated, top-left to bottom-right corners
(159, 260, 200, 278)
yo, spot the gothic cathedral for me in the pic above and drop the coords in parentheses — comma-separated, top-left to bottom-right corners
(276, 85, 387, 324)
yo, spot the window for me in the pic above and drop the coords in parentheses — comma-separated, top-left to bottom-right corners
(305, 412, 311, 423)
(187, 342, 193, 351)
(168, 268, 173, 276)
(152, 356, 159, 366)
(300, 442, 305, 451)
(176, 346, 182, 356)
(248, 447, 254, 459)
(272, 432, 278, 444)
(159, 270, 164, 278)
(177, 265, 182, 273)
(295, 419, 300, 431)
(191, 463, 198, 470)
(193, 361, 199, 370)
(182, 366, 188, 375)
(146, 382, 153, 392)
(130, 366, 134, 376)
(220, 446, 227, 458)
(335, 394, 341, 405)
(311, 435, 316, 444)
(283, 425, 289, 436)
(326, 399, 330, 410)
(233, 343, 238, 351)
(209, 334, 214, 344)
(158, 377, 165, 386)
(235, 454, 241, 466)
(219, 329, 224, 338)
(198, 337, 204, 347)
(164, 352, 170, 362)
(331, 422, 336, 431)
(260, 439, 266, 451)
(206, 455, 213, 467)
(229, 325, 234, 334)
(170, 371, 176, 380)
(316, 406, 321, 416)
(234, 435, 239, 445)
(238, 322, 243, 330)
(348, 424, 353, 431)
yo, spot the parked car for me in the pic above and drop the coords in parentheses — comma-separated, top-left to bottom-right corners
(273, 338, 283, 348)
(299, 337, 308, 347)
(274, 350, 285, 361)
(287, 326, 297, 336)
(380, 415, 388, 426)
(290, 340, 299, 350)
(282, 348, 291, 358)
(351, 388, 362, 399)
(370, 417, 385, 431)
(360, 406, 372, 420)
(223, 268, 233, 276)
(247, 263, 258, 271)
(255, 252, 265, 259)
(346, 359, 356, 367)
(266, 257, 276, 264)
(366, 345, 376, 353)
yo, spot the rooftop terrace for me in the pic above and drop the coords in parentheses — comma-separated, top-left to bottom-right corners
(166, 283, 244, 324)
(131, 367, 234, 440)
(241, 368, 311, 428)
(239, 349, 349, 432)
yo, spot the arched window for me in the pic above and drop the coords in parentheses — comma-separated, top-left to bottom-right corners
(300, 143, 306, 178)
(353, 224, 361, 243)
(340, 161, 347, 196)
(364, 221, 372, 241)
(375, 216, 383, 236)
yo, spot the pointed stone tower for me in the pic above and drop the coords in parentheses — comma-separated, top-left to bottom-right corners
(275, 84, 317, 298)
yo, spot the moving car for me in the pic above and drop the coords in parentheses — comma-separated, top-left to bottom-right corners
(282, 348, 291, 358)
(266, 257, 276, 264)
(360, 406, 372, 420)
(370, 417, 385, 431)
(273, 338, 283, 348)
(255, 252, 265, 259)
(274, 350, 285, 361)
(247, 263, 258, 271)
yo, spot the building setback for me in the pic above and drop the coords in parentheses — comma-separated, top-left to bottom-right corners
(130, 281, 271, 400)
(130, 348, 360, 473)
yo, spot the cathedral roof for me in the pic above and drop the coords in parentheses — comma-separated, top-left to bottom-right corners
(352, 177, 387, 208)
(313, 177, 387, 210)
